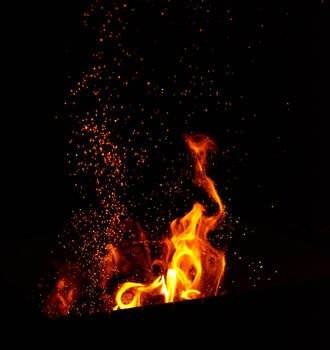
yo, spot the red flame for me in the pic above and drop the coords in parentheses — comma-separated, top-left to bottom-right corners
(44, 278, 78, 318)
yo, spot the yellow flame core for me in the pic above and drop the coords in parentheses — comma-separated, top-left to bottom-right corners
(115, 134, 226, 310)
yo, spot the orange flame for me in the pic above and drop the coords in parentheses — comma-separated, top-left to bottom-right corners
(114, 134, 225, 310)
(45, 134, 226, 316)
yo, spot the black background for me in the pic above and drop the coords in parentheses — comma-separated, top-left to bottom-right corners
(2, 0, 325, 237)
(1, 0, 328, 345)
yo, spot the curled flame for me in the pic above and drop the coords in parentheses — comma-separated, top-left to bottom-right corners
(114, 134, 225, 310)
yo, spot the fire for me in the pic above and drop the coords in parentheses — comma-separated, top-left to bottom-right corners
(114, 134, 225, 310)
(45, 134, 226, 317)
(44, 277, 78, 318)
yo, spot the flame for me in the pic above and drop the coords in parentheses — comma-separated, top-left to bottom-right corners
(114, 134, 225, 310)
(45, 134, 226, 316)
(44, 278, 78, 318)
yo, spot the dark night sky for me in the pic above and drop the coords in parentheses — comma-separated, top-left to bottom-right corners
(1, 0, 328, 332)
